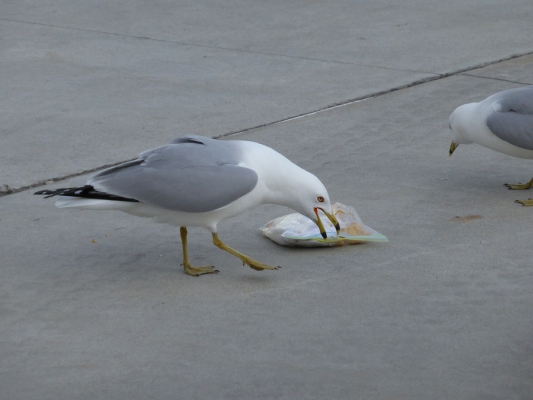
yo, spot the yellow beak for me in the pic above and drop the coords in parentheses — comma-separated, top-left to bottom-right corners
(314, 208, 341, 239)
(449, 141, 458, 156)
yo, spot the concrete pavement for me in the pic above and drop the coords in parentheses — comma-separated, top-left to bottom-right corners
(1, 1, 533, 399)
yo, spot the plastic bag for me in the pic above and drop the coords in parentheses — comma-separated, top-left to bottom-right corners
(259, 202, 388, 247)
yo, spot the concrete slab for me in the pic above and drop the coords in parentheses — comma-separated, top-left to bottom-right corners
(2, 1, 533, 398)
(2, 66, 533, 398)
(2, 0, 533, 73)
(1, 19, 432, 191)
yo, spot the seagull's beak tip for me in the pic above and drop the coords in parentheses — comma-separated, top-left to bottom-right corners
(449, 142, 457, 156)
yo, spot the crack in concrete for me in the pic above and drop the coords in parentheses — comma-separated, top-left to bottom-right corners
(460, 74, 532, 86)
(0, 160, 136, 198)
(216, 51, 533, 139)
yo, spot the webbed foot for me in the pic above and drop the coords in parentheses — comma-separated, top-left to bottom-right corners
(514, 198, 533, 207)
(504, 177, 533, 190)
(182, 262, 219, 277)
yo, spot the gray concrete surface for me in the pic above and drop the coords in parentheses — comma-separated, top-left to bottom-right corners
(1, 1, 533, 399)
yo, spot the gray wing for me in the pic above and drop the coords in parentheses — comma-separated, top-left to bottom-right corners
(87, 136, 258, 213)
(486, 86, 533, 150)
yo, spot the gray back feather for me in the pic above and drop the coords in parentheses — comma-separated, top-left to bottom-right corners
(88, 135, 258, 213)
(486, 86, 533, 150)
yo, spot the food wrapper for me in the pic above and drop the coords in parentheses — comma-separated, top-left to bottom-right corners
(259, 202, 388, 247)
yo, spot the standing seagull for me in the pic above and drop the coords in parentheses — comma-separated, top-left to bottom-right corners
(448, 86, 533, 206)
(35, 135, 340, 276)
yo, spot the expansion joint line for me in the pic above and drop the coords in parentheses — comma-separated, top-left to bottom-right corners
(218, 50, 533, 139)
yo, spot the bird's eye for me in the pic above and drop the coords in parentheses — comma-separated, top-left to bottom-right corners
(317, 196, 325, 203)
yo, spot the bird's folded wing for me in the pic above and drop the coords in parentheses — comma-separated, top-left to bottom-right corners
(487, 87, 533, 150)
(487, 112, 533, 150)
(87, 141, 258, 213)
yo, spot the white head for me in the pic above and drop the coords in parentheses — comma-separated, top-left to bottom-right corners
(245, 141, 340, 238)
(269, 167, 340, 239)
(448, 103, 476, 155)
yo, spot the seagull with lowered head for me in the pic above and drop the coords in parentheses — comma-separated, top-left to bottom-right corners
(35, 135, 340, 276)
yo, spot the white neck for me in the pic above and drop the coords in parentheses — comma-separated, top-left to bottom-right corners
(237, 141, 318, 215)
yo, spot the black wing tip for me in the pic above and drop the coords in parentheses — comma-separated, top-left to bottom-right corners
(34, 185, 139, 203)
(34, 187, 86, 198)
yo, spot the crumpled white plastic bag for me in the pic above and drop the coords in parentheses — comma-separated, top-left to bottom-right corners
(259, 202, 387, 247)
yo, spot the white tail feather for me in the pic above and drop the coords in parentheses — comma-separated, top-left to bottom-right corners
(55, 196, 132, 210)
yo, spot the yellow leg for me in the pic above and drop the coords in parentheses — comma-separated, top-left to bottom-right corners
(212, 233, 280, 272)
(504, 177, 533, 190)
(515, 198, 533, 207)
(180, 227, 219, 276)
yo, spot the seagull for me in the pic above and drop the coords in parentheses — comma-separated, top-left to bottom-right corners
(448, 86, 533, 206)
(35, 135, 340, 276)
